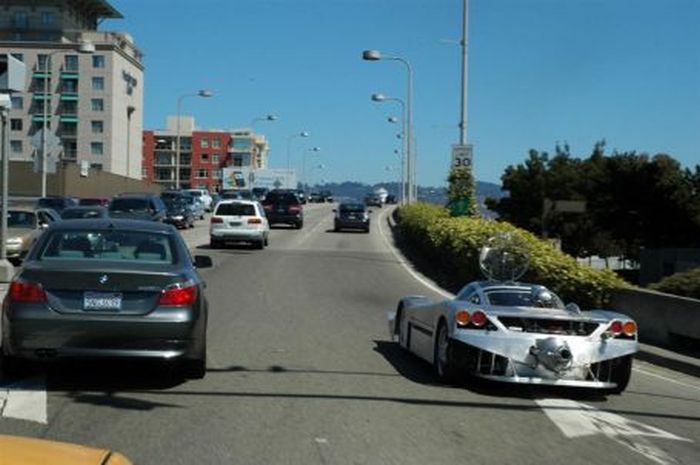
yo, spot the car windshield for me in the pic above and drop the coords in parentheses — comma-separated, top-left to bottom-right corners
(8, 211, 36, 228)
(216, 203, 256, 216)
(109, 198, 149, 212)
(39, 230, 176, 264)
(340, 204, 365, 213)
(61, 208, 104, 219)
(485, 289, 565, 309)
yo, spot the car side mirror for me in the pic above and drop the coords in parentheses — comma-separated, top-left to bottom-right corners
(194, 255, 213, 268)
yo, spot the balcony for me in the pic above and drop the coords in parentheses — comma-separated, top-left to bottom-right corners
(60, 93, 79, 102)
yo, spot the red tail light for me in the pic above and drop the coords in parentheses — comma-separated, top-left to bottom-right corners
(158, 283, 198, 306)
(289, 206, 302, 213)
(211, 217, 223, 224)
(248, 218, 262, 224)
(9, 280, 47, 303)
(608, 320, 623, 335)
(471, 311, 488, 327)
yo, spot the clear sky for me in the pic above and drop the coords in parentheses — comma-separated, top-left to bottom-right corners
(105, 0, 700, 186)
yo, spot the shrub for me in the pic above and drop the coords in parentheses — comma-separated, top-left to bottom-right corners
(397, 203, 628, 308)
(648, 267, 700, 300)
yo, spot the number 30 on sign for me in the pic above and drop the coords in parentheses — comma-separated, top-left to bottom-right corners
(451, 144, 473, 168)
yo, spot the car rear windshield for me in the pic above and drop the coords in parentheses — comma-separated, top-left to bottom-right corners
(39, 230, 176, 264)
(340, 204, 365, 213)
(109, 198, 149, 212)
(264, 192, 299, 204)
(8, 211, 36, 228)
(215, 203, 256, 216)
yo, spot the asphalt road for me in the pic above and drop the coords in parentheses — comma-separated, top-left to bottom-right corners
(1, 203, 698, 464)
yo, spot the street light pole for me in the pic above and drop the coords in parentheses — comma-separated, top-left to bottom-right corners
(362, 50, 415, 202)
(371, 93, 406, 205)
(175, 89, 212, 189)
(286, 131, 309, 187)
(460, 0, 469, 145)
(302, 147, 321, 194)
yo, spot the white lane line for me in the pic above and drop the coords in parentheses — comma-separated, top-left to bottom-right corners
(537, 398, 691, 465)
(0, 376, 47, 424)
(633, 367, 700, 392)
(376, 208, 453, 299)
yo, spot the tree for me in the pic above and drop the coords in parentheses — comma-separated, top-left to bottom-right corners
(447, 165, 478, 217)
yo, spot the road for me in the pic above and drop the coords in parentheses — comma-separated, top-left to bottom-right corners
(1, 203, 698, 464)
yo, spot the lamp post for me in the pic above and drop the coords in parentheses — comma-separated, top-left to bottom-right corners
(286, 131, 309, 188)
(175, 89, 213, 189)
(40, 41, 94, 197)
(371, 93, 406, 205)
(249, 114, 278, 129)
(363, 50, 415, 202)
(302, 146, 321, 194)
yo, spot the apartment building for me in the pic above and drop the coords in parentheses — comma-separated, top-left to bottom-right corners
(142, 117, 270, 192)
(0, 0, 144, 178)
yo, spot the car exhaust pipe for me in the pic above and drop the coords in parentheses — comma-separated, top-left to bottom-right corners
(529, 337, 573, 375)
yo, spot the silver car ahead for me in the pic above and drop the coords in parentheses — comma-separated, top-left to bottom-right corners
(1, 219, 212, 379)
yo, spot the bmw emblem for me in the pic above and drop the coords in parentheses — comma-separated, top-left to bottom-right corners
(99, 275, 109, 285)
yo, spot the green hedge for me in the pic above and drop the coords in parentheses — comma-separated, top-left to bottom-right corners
(648, 267, 700, 300)
(397, 203, 628, 308)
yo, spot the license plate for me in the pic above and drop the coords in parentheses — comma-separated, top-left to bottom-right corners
(229, 222, 242, 227)
(277, 209, 285, 213)
(84, 292, 122, 311)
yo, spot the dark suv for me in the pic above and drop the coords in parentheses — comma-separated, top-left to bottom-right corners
(262, 190, 303, 229)
(109, 193, 167, 222)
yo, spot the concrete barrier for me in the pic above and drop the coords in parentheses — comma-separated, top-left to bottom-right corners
(611, 287, 700, 347)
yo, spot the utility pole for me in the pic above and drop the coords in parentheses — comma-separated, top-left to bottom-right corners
(459, 0, 469, 145)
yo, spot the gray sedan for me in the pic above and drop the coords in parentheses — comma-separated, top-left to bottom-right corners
(1, 219, 211, 379)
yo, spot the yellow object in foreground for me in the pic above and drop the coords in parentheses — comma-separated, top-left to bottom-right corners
(0, 435, 132, 465)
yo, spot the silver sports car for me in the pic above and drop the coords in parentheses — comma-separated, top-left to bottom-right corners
(390, 281, 638, 393)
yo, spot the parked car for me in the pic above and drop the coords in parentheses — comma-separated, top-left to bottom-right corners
(1, 219, 212, 379)
(334, 202, 371, 233)
(108, 193, 167, 222)
(261, 189, 304, 229)
(392, 280, 638, 393)
(5, 207, 61, 264)
(78, 197, 111, 207)
(183, 188, 213, 211)
(163, 198, 195, 229)
(61, 206, 110, 220)
(36, 196, 78, 212)
(210, 200, 270, 249)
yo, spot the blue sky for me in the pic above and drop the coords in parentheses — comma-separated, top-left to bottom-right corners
(105, 0, 700, 186)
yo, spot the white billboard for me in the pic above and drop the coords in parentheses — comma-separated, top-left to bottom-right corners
(222, 168, 297, 190)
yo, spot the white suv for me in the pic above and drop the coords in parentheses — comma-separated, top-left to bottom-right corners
(184, 189, 213, 212)
(210, 200, 270, 249)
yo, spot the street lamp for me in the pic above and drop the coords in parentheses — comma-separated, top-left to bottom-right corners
(363, 49, 415, 202)
(302, 146, 321, 194)
(40, 41, 94, 197)
(175, 89, 213, 189)
(370, 92, 406, 205)
(286, 131, 309, 186)
(249, 114, 278, 129)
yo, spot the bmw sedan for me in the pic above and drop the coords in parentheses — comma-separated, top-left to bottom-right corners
(1, 219, 211, 379)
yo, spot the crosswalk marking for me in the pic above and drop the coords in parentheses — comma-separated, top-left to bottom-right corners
(0, 376, 47, 424)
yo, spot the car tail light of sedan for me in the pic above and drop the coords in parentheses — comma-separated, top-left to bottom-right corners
(9, 279, 47, 303)
(158, 282, 198, 307)
(211, 217, 224, 224)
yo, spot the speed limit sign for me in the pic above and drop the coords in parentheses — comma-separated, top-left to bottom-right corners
(451, 144, 473, 168)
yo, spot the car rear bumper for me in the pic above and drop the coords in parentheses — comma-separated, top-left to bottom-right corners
(266, 213, 302, 224)
(2, 306, 203, 361)
(210, 229, 264, 241)
(335, 219, 369, 230)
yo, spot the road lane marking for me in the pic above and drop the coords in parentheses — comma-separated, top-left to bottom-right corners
(632, 367, 700, 392)
(376, 208, 453, 299)
(0, 376, 47, 424)
(536, 398, 691, 465)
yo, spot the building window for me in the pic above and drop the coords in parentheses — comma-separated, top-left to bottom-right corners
(142, 168, 148, 178)
(10, 119, 23, 131)
(201, 153, 209, 163)
(200, 138, 209, 149)
(41, 11, 54, 25)
(90, 163, 103, 171)
(10, 140, 23, 153)
(91, 120, 104, 134)
(14, 11, 28, 29)
(37, 54, 49, 71)
(196, 169, 208, 179)
(62, 79, 78, 93)
(92, 77, 104, 90)
(92, 55, 105, 69)
(212, 154, 219, 164)
(91, 142, 104, 155)
(232, 138, 252, 150)
(212, 139, 221, 149)
(91, 99, 104, 111)
(10, 96, 23, 110)
(64, 55, 78, 71)
(213, 169, 222, 179)
(62, 101, 78, 115)
(11, 53, 24, 62)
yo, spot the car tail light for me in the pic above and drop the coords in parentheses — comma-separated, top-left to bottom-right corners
(289, 205, 302, 213)
(263, 204, 273, 212)
(622, 320, 637, 336)
(608, 320, 623, 335)
(455, 310, 470, 326)
(9, 280, 47, 303)
(211, 217, 223, 224)
(471, 311, 488, 327)
(248, 218, 262, 224)
(158, 282, 198, 306)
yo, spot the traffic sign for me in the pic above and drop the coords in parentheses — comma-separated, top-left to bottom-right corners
(451, 144, 473, 168)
